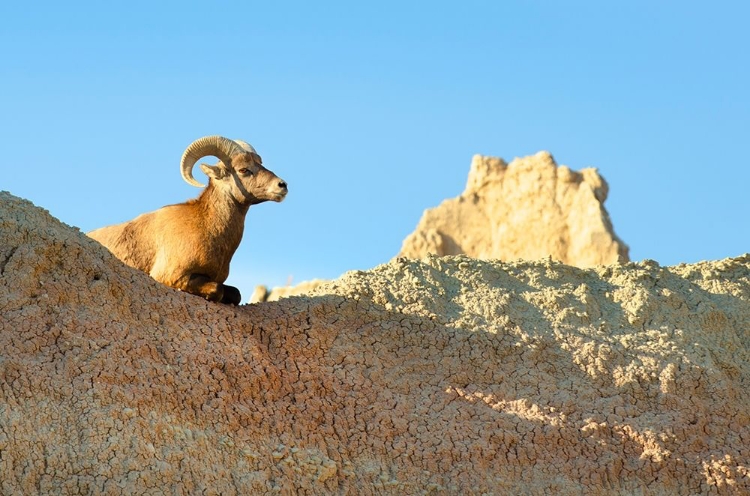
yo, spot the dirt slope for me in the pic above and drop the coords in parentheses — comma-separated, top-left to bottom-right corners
(1, 191, 748, 494)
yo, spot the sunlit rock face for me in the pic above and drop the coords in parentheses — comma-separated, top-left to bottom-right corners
(399, 151, 630, 267)
(1, 191, 748, 495)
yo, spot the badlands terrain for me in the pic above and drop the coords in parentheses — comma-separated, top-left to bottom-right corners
(0, 152, 748, 494)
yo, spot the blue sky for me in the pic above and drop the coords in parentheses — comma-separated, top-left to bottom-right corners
(2, 2, 748, 294)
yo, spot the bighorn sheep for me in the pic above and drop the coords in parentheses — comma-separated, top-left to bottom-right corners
(88, 135, 288, 304)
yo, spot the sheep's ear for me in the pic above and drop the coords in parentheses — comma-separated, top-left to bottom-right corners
(200, 163, 227, 180)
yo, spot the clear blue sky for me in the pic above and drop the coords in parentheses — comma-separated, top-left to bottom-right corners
(2, 2, 748, 293)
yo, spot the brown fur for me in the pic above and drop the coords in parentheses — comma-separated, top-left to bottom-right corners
(88, 151, 287, 304)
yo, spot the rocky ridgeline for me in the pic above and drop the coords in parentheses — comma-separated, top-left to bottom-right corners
(1, 191, 749, 494)
(254, 151, 629, 302)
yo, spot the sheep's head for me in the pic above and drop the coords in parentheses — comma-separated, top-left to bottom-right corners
(180, 135, 288, 206)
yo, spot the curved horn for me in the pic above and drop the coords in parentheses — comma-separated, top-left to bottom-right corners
(233, 139, 257, 154)
(180, 135, 246, 187)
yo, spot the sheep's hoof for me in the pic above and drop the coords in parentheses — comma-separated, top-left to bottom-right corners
(221, 285, 242, 305)
(203, 285, 224, 302)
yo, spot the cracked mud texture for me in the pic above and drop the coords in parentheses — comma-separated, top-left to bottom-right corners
(398, 151, 630, 267)
(1, 191, 749, 495)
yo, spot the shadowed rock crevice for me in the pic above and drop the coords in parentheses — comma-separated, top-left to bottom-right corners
(0, 191, 748, 494)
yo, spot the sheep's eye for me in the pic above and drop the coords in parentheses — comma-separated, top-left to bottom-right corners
(238, 168, 252, 176)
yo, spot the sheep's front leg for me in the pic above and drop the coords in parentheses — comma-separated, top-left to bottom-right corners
(184, 274, 241, 305)
(185, 274, 225, 303)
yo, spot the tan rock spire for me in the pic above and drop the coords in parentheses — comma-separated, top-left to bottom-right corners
(398, 151, 629, 266)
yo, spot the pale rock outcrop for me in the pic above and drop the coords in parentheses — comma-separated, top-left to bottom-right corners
(254, 151, 628, 302)
(250, 279, 328, 303)
(398, 152, 630, 267)
(1, 191, 749, 495)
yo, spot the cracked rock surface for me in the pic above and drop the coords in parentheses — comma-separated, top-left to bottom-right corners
(1, 191, 749, 494)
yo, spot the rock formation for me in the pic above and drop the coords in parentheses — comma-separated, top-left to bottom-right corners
(398, 152, 630, 267)
(250, 279, 328, 304)
(1, 191, 748, 494)
(254, 151, 629, 302)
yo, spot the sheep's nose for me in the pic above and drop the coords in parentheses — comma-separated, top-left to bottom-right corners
(279, 181, 288, 189)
